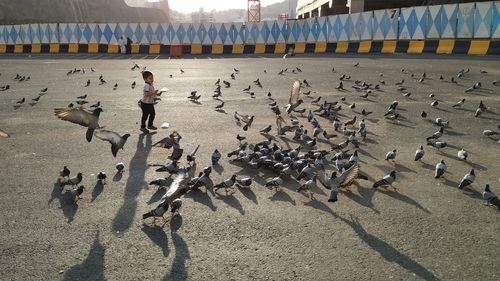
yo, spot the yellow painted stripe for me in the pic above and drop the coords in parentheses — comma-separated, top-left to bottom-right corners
(149, 44, 160, 54)
(468, 40, 489, 55)
(255, 44, 266, 54)
(0, 44, 6, 53)
(131, 44, 139, 54)
(408, 40, 424, 54)
(14, 44, 24, 53)
(68, 43, 79, 53)
(212, 44, 223, 54)
(436, 39, 455, 54)
(88, 43, 99, 53)
(314, 42, 327, 53)
(49, 43, 60, 53)
(358, 41, 371, 53)
(31, 44, 41, 53)
(232, 44, 244, 54)
(191, 44, 202, 54)
(274, 43, 286, 54)
(336, 42, 348, 53)
(108, 44, 119, 54)
(381, 40, 396, 54)
(294, 42, 305, 54)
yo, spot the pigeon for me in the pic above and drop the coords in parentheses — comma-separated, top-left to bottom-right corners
(303, 79, 310, 87)
(61, 172, 83, 188)
(77, 94, 87, 99)
(67, 186, 85, 203)
(236, 134, 246, 142)
(93, 129, 130, 157)
(482, 184, 500, 210)
(211, 149, 221, 165)
(156, 160, 180, 174)
(285, 80, 303, 114)
(234, 112, 255, 131)
(143, 173, 188, 224)
(421, 111, 427, 118)
(149, 178, 171, 189)
(236, 177, 252, 188)
(243, 85, 251, 91)
(215, 101, 224, 110)
(113, 83, 118, 90)
(426, 127, 444, 141)
(414, 146, 425, 161)
(296, 175, 318, 200)
(40, 88, 48, 93)
(54, 107, 102, 142)
(457, 149, 468, 161)
(188, 167, 213, 191)
(131, 81, 136, 89)
(458, 169, 475, 189)
(90, 101, 101, 108)
(320, 163, 362, 200)
(452, 99, 465, 108)
(373, 171, 397, 189)
(385, 150, 397, 162)
(76, 100, 88, 106)
(483, 130, 499, 137)
(91, 170, 106, 184)
(59, 166, 71, 180)
(153, 131, 182, 149)
(214, 174, 237, 195)
(435, 160, 447, 179)
(265, 174, 284, 192)
(16, 98, 25, 104)
(431, 100, 439, 107)
(186, 144, 200, 163)
(427, 141, 447, 150)
(116, 162, 125, 173)
(259, 125, 272, 134)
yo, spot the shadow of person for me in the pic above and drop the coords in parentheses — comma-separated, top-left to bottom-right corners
(91, 182, 105, 202)
(339, 216, 441, 281)
(141, 224, 169, 257)
(376, 189, 431, 214)
(59, 188, 79, 224)
(63, 231, 106, 281)
(112, 133, 153, 234)
(303, 199, 337, 216)
(162, 231, 190, 281)
(345, 183, 380, 214)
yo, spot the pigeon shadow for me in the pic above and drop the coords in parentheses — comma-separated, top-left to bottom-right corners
(237, 186, 258, 204)
(112, 133, 153, 234)
(461, 187, 483, 200)
(394, 163, 416, 174)
(339, 216, 441, 281)
(141, 224, 170, 257)
(112, 172, 123, 182)
(162, 231, 190, 281)
(184, 190, 217, 211)
(215, 193, 245, 215)
(377, 189, 431, 214)
(49, 182, 62, 205)
(213, 164, 224, 174)
(91, 182, 105, 202)
(59, 189, 79, 224)
(215, 109, 227, 114)
(147, 188, 167, 205)
(269, 190, 296, 205)
(63, 231, 106, 281)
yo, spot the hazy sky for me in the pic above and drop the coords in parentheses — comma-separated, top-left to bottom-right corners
(156, 0, 286, 14)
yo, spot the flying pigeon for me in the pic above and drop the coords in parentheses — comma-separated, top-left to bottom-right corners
(319, 163, 362, 201)
(94, 129, 130, 157)
(54, 107, 102, 142)
(285, 80, 303, 114)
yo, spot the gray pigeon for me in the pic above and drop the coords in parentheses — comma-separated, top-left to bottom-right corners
(54, 107, 103, 142)
(94, 129, 130, 157)
(435, 160, 447, 178)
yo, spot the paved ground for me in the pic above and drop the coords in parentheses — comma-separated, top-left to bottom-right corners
(0, 53, 499, 281)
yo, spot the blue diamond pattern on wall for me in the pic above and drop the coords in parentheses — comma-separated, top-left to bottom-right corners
(261, 23, 270, 43)
(74, 25, 82, 42)
(493, 2, 499, 35)
(271, 22, 280, 42)
(333, 16, 343, 40)
(166, 24, 175, 42)
(186, 25, 196, 44)
(64, 25, 73, 42)
(321, 18, 329, 39)
(219, 24, 228, 43)
(344, 16, 353, 40)
(28, 25, 35, 43)
(228, 24, 238, 44)
(419, 9, 428, 37)
(291, 21, 300, 41)
(280, 21, 289, 40)
(18, 26, 26, 43)
(103, 24, 113, 43)
(311, 19, 320, 41)
(356, 14, 366, 39)
(176, 25, 186, 43)
(155, 24, 164, 42)
(301, 21, 310, 41)
(135, 25, 144, 43)
(250, 24, 259, 42)
(240, 24, 248, 42)
(197, 24, 207, 43)
(114, 25, 123, 40)
(407, 9, 418, 38)
(9, 26, 18, 44)
(208, 24, 217, 43)
(83, 24, 92, 43)
(144, 24, 153, 43)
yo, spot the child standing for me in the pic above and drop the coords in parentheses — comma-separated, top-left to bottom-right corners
(140, 71, 158, 132)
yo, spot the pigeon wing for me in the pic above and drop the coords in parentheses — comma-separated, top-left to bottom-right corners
(333, 163, 360, 188)
(319, 169, 332, 189)
(153, 136, 175, 148)
(288, 80, 301, 104)
(0, 129, 9, 138)
(163, 172, 188, 203)
(94, 130, 123, 157)
(54, 107, 95, 127)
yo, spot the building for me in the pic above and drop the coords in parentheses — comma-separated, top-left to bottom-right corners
(296, 0, 431, 19)
(191, 8, 216, 24)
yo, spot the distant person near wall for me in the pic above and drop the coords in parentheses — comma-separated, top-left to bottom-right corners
(126, 37, 133, 54)
(119, 36, 126, 54)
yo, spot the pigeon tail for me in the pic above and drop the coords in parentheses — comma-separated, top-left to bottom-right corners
(142, 212, 154, 220)
(86, 128, 95, 142)
(328, 189, 338, 203)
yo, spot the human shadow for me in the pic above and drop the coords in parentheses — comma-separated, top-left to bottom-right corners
(112, 133, 153, 234)
(91, 182, 105, 202)
(215, 193, 245, 215)
(147, 188, 167, 205)
(63, 231, 106, 281)
(141, 224, 169, 257)
(303, 198, 336, 216)
(376, 189, 431, 214)
(345, 183, 380, 214)
(162, 230, 190, 281)
(339, 216, 441, 281)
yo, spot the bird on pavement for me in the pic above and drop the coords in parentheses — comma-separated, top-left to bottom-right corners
(482, 184, 500, 210)
(458, 169, 475, 189)
(373, 171, 397, 190)
(214, 174, 237, 195)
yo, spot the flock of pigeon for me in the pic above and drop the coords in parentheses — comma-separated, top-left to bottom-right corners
(2, 59, 500, 228)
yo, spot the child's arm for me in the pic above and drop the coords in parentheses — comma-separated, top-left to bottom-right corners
(144, 90, 158, 97)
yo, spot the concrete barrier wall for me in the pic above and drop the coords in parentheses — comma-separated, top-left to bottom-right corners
(0, 1, 499, 55)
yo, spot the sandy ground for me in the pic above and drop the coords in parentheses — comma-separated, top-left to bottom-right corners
(0, 53, 499, 281)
